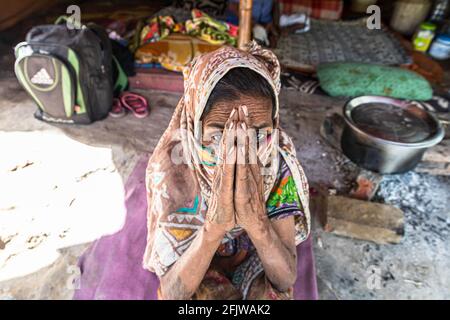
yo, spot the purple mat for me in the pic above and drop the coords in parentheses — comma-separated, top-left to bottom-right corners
(73, 156, 318, 300)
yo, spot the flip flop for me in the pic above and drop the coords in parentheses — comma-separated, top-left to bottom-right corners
(109, 98, 127, 118)
(120, 92, 149, 119)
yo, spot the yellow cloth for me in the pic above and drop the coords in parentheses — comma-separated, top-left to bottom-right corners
(135, 34, 221, 72)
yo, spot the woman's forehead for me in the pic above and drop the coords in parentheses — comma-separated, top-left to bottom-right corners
(202, 96, 273, 128)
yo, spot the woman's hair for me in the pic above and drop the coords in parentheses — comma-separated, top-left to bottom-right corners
(203, 67, 276, 118)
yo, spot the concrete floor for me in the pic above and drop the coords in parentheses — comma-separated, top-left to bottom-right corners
(0, 41, 449, 299)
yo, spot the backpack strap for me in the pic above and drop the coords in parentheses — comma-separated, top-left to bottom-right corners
(112, 55, 128, 95)
(55, 16, 128, 96)
(85, 23, 129, 95)
(54, 15, 84, 30)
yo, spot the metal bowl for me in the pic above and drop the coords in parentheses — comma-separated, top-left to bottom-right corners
(341, 96, 445, 174)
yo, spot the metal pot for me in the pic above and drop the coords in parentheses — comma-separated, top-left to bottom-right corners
(341, 96, 445, 174)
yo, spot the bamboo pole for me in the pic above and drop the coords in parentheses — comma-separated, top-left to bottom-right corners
(238, 0, 253, 49)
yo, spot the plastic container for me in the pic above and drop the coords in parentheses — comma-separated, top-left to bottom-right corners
(390, 0, 432, 35)
(413, 22, 437, 52)
(429, 35, 450, 59)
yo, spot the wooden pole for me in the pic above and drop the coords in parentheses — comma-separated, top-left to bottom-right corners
(238, 0, 253, 49)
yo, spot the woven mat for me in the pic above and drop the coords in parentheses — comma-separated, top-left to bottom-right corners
(275, 18, 412, 71)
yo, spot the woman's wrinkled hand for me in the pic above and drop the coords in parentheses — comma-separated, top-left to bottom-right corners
(234, 106, 267, 233)
(205, 108, 238, 237)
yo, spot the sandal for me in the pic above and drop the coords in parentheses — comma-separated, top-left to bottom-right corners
(109, 98, 127, 118)
(120, 92, 149, 119)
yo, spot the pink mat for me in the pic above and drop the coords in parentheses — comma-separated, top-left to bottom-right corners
(73, 156, 318, 300)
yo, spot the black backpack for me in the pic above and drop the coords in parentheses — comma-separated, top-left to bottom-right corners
(14, 17, 121, 124)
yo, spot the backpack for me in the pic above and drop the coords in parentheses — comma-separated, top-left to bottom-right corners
(14, 16, 126, 124)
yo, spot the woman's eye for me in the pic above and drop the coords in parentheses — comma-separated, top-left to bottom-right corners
(211, 133, 222, 142)
(257, 131, 268, 140)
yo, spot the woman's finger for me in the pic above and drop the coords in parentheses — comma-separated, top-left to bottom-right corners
(231, 106, 239, 121)
(236, 120, 246, 165)
(217, 120, 230, 164)
(236, 127, 256, 196)
(218, 108, 236, 163)
(239, 105, 257, 165)
(218, 108, 237, 196)
(221, 119, 237, 194)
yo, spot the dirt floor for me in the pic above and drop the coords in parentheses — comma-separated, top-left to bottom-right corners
(1, 39, 450, 299)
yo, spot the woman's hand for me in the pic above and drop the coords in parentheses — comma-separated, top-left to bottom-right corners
(234, 106, 268, 233)
(205, 109, 238, 238)
(161, 111, 239, 299)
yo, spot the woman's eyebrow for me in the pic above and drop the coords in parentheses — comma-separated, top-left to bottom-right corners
(204, 122, 225, 129)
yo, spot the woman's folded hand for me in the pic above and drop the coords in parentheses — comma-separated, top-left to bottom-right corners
(205, 108, 238, 238)
(205, 105, 268, 238)
(234, 106, 268, 234)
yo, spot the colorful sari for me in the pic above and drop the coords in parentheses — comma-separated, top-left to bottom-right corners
(143, 42, 311, 299)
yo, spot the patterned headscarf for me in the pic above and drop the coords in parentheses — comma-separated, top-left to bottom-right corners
(143, 42, 310, 276)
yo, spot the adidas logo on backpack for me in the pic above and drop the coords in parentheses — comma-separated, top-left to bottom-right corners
(30, 68, 54, 85)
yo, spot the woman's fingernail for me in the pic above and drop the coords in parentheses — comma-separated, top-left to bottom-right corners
(242, 105, 248, 117)
(230, 109, 236, 118)
(241, 122, 247, 130)
(229, 122, 234, 130)
(228, 146, 235, 155)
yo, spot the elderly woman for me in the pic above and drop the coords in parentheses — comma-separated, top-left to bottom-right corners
(143, 43, 310, 300)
